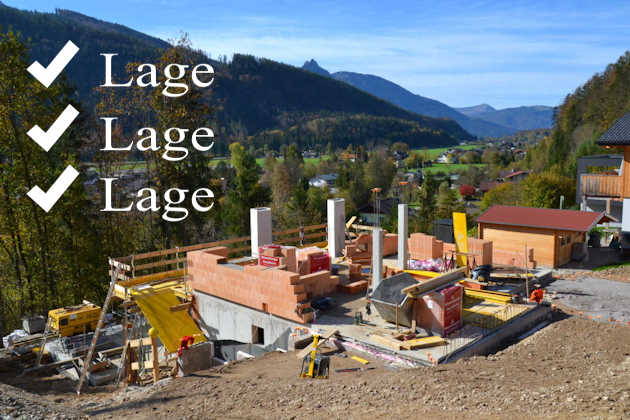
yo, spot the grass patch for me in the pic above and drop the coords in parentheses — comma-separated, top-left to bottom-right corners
(412, 144, 482, 160)
(422, 163, 486, 174)
(593, 260, 630, 271)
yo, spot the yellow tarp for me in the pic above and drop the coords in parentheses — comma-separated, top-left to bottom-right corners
(132, 287, 205, 354)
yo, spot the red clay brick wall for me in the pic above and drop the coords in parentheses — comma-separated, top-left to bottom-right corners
(408, 233, 443, 260)
(188, 249, 306, 323)
(409, 234, 493, 265)
(443, 238, 493, 266)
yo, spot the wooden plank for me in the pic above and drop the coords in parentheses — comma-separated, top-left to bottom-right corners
(404, 270, 441, 278)
(296, 329, 339, 359)
(109, 270, 130, 281)
(228, 245, 251, 254)
(88, 360, 110, 373)
(151, 336, 160, 384)
(369, 334, 402, 350)
(122, 236, 251, 261)
(273, 224, 327, 236)
(134, 257, 187, 271)
(109, 258, 131, 272)
(129, 337, 153, 348)
(399, 336, 446, 350)
(169, 302, 191, 312)
(131, 360, 155, 371)
(401, 267, 466, 295)
(119, 269, 185, 287)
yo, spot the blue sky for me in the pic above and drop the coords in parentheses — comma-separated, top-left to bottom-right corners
(7, 0, 630, 108)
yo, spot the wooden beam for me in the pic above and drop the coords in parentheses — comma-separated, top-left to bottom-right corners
(296, 329, 339, 359)
(399, 336, 446, 350)
(369, 334, 402, 350)
(129, 337, 153, 348)
(119, 269, 185, 287)
(169, 302, 191, 312)
(151, 336, 160, 384)
(401, 267, 466, 296)
(131, 360, 155, 371)
(134, 257, 187, 271)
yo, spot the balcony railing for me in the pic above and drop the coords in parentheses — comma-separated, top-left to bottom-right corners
(581, 173, 622, 198)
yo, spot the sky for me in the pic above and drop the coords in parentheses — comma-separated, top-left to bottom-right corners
(7, 0, 630, 109)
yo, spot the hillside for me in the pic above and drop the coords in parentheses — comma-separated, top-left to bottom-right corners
(539, 50, 630, 169)
(328, 69, 513, 137)
(246, 113, 458, 150)
(456, 103, 496, 117)
(0, 4, 471, 150)
(0, 5, 167, 102)
(554, 50, 630, 145)
(214, 55, 471, 144)
(458, 104, 554, 131)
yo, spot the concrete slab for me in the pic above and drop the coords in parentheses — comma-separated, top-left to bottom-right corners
(547, 276, 630, 322)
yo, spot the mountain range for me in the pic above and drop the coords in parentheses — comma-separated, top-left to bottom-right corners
(302, 59, 554, 137)
(0, 3, 472, 153)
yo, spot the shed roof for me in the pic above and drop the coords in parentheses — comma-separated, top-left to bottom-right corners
(597, 112, 630, 146)
(476, 205, 609, 232)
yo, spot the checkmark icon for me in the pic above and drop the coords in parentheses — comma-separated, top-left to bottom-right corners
(27, 40, 79, 88)
(27, 105, 79, 152)
(27, 165, 79, 212)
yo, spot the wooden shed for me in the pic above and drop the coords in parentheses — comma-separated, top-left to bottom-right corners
(477, 205, 610, 268)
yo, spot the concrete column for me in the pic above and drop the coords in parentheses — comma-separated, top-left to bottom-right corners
(327, 198, 345, 258)
(623, 199, 630, 232)
(250, 207, 272, 257)
(372, 228, 383, 291)
(398, 204, 408, 270)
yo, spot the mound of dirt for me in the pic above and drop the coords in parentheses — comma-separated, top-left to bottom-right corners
(2, 313, 629, 419)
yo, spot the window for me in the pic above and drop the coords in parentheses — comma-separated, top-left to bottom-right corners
(251, 325, 265, 345)
(60, 318, 68, 326)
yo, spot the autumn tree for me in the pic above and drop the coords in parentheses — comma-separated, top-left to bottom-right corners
(0, 32, 102, 333)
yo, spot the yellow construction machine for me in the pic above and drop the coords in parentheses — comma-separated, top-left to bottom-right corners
(299, 334, 330, 379)
(48, 302, 101, 337)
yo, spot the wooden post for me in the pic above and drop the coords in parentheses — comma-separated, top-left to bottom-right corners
(151, 336, 159, 385)
(411, 297, 417, 332)
(524, 242, 529, 298)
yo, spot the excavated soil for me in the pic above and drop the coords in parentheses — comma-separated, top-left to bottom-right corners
(1, 312, 629, 419)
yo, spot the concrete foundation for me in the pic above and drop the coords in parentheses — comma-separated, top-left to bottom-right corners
(194, 290, 299, 351)
(250, 207, 272, 257)
(327, 199, 345, 258)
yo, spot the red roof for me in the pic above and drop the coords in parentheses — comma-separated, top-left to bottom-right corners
(476, 205, 607, 232)
(504, 170, 529, 179)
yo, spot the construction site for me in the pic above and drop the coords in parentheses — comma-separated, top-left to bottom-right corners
(1, 193, 630, 419)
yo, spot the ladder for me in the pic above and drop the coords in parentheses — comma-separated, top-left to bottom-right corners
(34, 316, 53, 367)
(76, 267, 118, 395)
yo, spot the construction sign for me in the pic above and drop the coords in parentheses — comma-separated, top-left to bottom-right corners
(452, 212, 468, 268)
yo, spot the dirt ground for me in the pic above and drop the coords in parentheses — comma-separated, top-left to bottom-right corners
(2, 311, 629, 420)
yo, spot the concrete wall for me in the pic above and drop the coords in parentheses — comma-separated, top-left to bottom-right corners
(195, 290, 299, 351)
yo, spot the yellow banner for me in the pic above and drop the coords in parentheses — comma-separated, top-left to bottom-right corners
(453, 212, 468, 267)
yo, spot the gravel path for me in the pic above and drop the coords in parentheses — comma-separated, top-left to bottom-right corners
(547, 276, 630, 322)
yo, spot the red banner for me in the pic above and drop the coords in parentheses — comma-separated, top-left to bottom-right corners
(441, 285, 463, 335)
